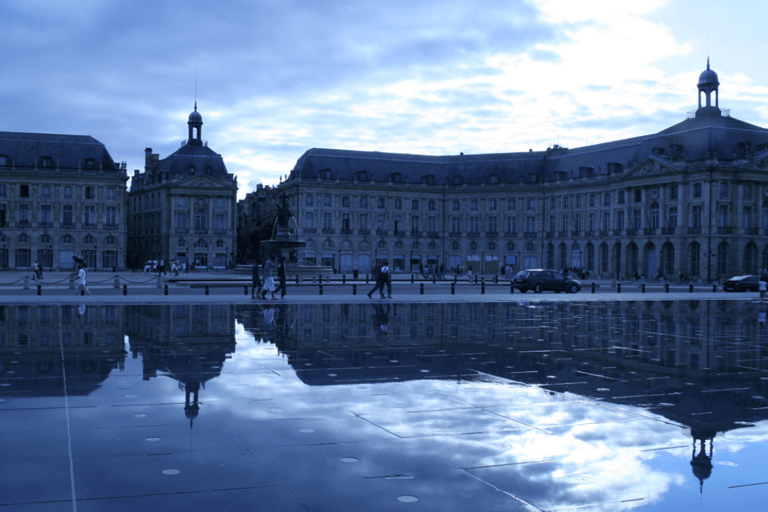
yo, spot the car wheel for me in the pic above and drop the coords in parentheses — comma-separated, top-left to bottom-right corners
(534, 283, 544, 293)
(569, 284, 579, 293)
(518, 288, 527, 293)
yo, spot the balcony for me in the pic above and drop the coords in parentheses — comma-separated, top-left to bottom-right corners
(584, 231, 595, 237)
(322, 228, 336, 234)
(174, 228, 189, 234)
(643, 228, 654, 235)
(571, 230, 581, 237)
(303, 228, 317, 234)
(717, 227, 732, 235)
(687, 227, 702, 235)
(747, 227, 760, 235)
(661, 228, 675, 235)
(625, 229, 636, 236)
(426, 231, 440, 238)
(358, 229, 370, 235)
(340, 228, 353, 235)
(599, 230, 610, 237)
(524, 231, 537, 238)
(467, 232, 480, 238)
(486, 231, 498, 238)
(505, 232, 517, 237)
(449, 232, 461, 237)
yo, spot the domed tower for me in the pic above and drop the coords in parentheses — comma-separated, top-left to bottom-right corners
(696, 58, 720, 116)
(187, 102, 203, 146)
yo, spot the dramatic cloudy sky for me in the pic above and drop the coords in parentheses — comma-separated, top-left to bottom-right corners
(3, 0, 768, 198)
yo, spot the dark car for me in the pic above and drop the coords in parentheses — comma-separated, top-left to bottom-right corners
(513, 269, 581, 293)
(722, 275, 760, 292)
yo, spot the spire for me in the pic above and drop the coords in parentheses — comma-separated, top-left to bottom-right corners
(187, 102, 203, 146)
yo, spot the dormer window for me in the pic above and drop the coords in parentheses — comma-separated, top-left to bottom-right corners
(0, 155, 8, 167)
(390, 172, 402, 183)
(188, 165, 195, 174)
(451, 174, 464, 186)
(84, 158, 97, 169)
(489, 174, 500, 184)
(40, 156, 53, 168)
(319, 169, 332, 179)
(423, 174, 436, 185)
(354, 170, 368, 181)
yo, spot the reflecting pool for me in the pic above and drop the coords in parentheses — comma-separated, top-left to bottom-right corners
(2, 300, 768, 511)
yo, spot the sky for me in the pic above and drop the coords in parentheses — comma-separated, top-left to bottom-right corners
(3, 0, 768, 199)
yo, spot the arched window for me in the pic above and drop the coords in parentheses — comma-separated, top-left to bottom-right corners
(18, 234, 30, 243)
(104, 236, 117, 245)
(40, 234, 52, 243)
(451, 242, 460, 251)
(195, 240, 208, 249)
(469, 242, 478, 251)
(61, 234, 74, 244)
(83, 235, 95, 244)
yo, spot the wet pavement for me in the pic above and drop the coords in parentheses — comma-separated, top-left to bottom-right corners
(2, 298, 768, 511)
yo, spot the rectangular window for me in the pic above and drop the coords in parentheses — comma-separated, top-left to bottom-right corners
(305, 194, 314, 206)
(428, 200, 436, 211)
(84, 205, 95, 226)
(20, 185, 29, 198)
(341, 214, 351, 232)
(63, 186, 72, 199)
(573, 213, 582, 231)
(506, 216, 517, 233)
(719, 182, 728, 198)
(40, 205, 52, 226)
(85, 187, 95, 200)
(563, 196, 569, 208)
(451, 217, 461, 233)
(488, 199, 496, 211)
(616, 210, 624, 231)
(601, 212, 610, 231)
(41, 185, 51, 199)
(378, 197, 386, 209)
(18, 204, 29, 225)
(214, 213, 226, 231)
(360, 213, 368, 230)
(323, 212, 333, 230)
(427, 216, 436, 232)
(743, 206, 753, 229)
(589, 194, 595, 207)
(105, 206, 117, 227)
(176, 212, 188, 230)
(342, 196, 350, 208)
(452, 200, 460, 211)
(215, 198, 225, 210)
(410, 215, 419, 234)
(561, 214, 568, 232)
(669, 207, 678, 229)
(603, 193, 610, 206)
(360, 197, 368, 208)
(669, 185, 678, 201)
(575, 195, 582, 208)
(508, 199, 516, 210)
(107, 188, 117, 201)
(632, 210, 642, 229)
(195, 210, 206, 231)
(378, 214, 387, 232)
(692, 205, 702, 229)
(587, 213, 595, 231)
(411, 199, 419, 210)
(718, 205, 728, 228)
(548, 215, 556, 233)
(469, 216, 479, 233)
(63, 205, 73, 226)
(470, 200, 478, 211)
(304, 211, 314, 229)
(487, 216, 497, 233)
(324, 195, 332, 207)
(0, 184, 6, 197)
(526, 216, 536, 233)
(618, 191, 625, 204)
(693, 183, 702, 198)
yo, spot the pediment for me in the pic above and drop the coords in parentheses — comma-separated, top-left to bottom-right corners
(623, 158, 677, 179)
(178, 175, 229, 190)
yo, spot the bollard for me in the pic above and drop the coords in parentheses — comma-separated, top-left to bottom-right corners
(319, 275, 322, 284)
(205, 285, 209, 295)
(617, 282, 621, 293)
(37, 284, 41, 296)
(319, 283, 323, 295)
(420, 283, 424, 295)
(591, 282, 596, 293)
(494, 275, 498, 284)
(451, 282, 455, 295)
(481, 281, 485, 294)
(80, 289, 85, 296)
(511, 282, 514, 294)
(164, 284, 168, 296)
(342, 275, 346, 284)
(454, 275, 458, 284)
(244, 285, 248, 296)
(366, 274, 370, 284)
(296, 275, 299, 284)
(713, 284, 717, 293)
(641, 283, 645, 293)
(353, 284, 357, 295)
(433, 275, 436, 284)
(689, 284, 693, 293)
(475, 275, 478, 284)
(665, 283, 669, 293)
(411, 275, 414, 284)
(123, 284, 127, 296)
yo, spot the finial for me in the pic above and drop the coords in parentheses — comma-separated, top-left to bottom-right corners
(194, 101, 198, 112)
(707, 57, 710, 70)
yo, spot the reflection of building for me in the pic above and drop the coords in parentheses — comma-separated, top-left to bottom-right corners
(127, 104, 238, 270)
(0, 132, 128, 270)
(125, 304, 237, 425)
(0, 305, 126, 395)
(276, 63, 768, 280)
(235, 299, 768, 497)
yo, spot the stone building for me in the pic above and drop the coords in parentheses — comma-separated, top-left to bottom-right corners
(276, 62, 768, 281)
(0, 132, 128, 270)
(127, 104, 238, 270)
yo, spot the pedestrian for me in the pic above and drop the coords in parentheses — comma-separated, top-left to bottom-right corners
(251, 260, 261, 299)
(75, 263, 90, 296)
(259, 255, 276, 300)
(760, 277, 767, 302)
(274, 256, 287, 297)
(368, 260, 389, 299)
(383, 260, 392, 298)
(33, 261, 43, 279)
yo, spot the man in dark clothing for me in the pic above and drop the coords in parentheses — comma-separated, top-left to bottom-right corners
(274, 257, 287, 297)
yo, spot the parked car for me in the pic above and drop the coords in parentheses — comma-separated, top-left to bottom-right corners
(513, 269, 581, 293)
(722, 275, 760, 292)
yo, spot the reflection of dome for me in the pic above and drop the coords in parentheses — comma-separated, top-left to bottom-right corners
(690, 429, 715, 494)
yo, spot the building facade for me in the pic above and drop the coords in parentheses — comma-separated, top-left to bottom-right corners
(276, 63, 768, 281)
(127, 104, 238, 270)
(0, 132, 128, 270)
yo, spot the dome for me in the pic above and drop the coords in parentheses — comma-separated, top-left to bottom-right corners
(188, 107, 203, 124)
(698, 60, 719, 88)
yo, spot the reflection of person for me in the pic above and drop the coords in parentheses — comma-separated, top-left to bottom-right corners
(370, 303, 390, 336)
(759, 305, 766, 327)
(75, 264, 90, 295)
(760, 277, 767, 302)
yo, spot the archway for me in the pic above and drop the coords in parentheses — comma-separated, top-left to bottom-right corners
(645, 242, 657, 279)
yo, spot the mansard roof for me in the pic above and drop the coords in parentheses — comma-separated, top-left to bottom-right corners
(152, 142, 232, 181)
(0, 131, 120, 171)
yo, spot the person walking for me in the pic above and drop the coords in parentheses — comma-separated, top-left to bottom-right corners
(367, 262, 383, 298)
(274, 256, 287, 297)
(75, 263, 90, 296)
(382, 260, 392, 298)
(259, 256, 276, 300)
(251, 260, 261, 299)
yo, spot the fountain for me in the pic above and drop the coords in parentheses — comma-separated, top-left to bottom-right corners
(258, 194, 306, 263)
